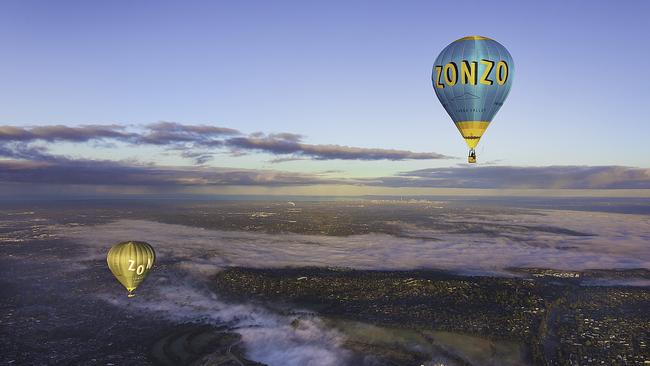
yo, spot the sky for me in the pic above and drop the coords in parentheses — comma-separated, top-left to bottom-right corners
(1, 0, 649, 196)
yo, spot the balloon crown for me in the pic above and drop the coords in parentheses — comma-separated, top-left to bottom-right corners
(455, 35, 492, 42)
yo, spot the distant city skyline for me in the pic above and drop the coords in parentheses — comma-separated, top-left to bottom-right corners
(1, 0, 649, 196)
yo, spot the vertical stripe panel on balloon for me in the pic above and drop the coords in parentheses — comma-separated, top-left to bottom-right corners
(121, 245, 126, 289)
(129, 243, 136, 290)
(448, 43, 460, 122)
(474, 40, 487, 123)
(490, 40, 506, 121)
(440, 44, 455, 123)
(458, 42, 471, 120)
(126, 245, 132, 290)
(135, 243, 140, 288)
(489, 41, 504, 121)
(464, 40, 479, 122)
(481, 40, 495, 123)
(452, 40, 463, 122)
(135, 245, 140, 287)
(498, 41, 513, 120)
(481, 40, 494, 121)
(447, 43, 461, 123)
(484, 40, 498, 122)
(113, 247, 120, 279)
(471, 39, 484, 123)
(453, 41, 466, 122)
(132, 243, 138, 289)
(493, 41, 513, 123)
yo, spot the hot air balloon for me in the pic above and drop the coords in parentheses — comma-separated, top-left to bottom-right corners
(432, 36, 513, 163)
(107, 241, 156, 297)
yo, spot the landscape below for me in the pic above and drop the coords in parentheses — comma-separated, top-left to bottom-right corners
(214, 266, 649, 365)
(0, 198, 648, 365)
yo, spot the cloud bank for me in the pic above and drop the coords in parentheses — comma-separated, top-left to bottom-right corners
(63, 209, 650, 278)
(0, 159, 350, 187)
(369, 166, 650, 189)
(1, 159, 648, 191)
(0, 122, 449, 163)
(0, 123, 648, 193)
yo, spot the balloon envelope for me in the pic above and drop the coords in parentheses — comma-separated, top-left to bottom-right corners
(432, 36, 513, 149)
(107, 241, 156, 297)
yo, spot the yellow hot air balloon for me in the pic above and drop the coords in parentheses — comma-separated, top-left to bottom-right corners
(107, 241, 156, 297)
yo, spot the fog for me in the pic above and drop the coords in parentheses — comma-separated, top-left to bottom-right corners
(99, 274, 353, 366)
(62, 209, 650, 275)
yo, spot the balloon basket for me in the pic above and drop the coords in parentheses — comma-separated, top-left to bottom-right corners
(468, 149, 477, 164)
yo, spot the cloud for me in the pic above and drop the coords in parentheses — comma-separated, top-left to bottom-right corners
(1, 158, 648, 192)
(0, 122, 448, 162)
(1, 124, 648, 192)
(0, 143, 55, 161)
(139, 121, 240, 145)
(0, 124, 136, 142)
(64, 210, 650, 279)
(267, 157, 309, 164)
(0, 159, 351, 187)
(226, 133, 449, 160)
(178, 150, 217, 165)
(371, 166, 650, 189)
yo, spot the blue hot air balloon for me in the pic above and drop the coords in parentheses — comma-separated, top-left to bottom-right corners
(432, 36, 513, 163)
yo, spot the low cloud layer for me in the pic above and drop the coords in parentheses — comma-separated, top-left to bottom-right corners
(371, 166, 650, 189)
(1, 159, 649, 191)
(0, 122, 448, 163)
(0, 159, 349, 187)
(63, 209, 650, 277)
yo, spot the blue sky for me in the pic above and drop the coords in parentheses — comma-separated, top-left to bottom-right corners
(1, 0, 649, 195)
